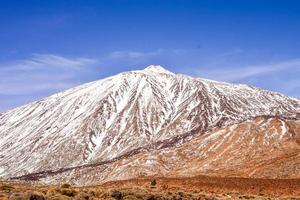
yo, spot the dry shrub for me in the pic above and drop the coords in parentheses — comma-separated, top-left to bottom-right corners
(28, 192, 45, 200)
(46, 194, 72, 200)
(46, 188, 58, 197)
(8, 193, 28, 200)
(46, 188, 74, 200)
(150, 180, 157, 187)
(86, 188, 105, 198)
(145, 195, 158, 200)
(87, 189, 96, 197)
(110, 190, 123, 200)
(60, 189, 77, 197)
(60, 184, 71, 189)
(0, 185, 14, 192)
(123, 194, 139, 200)
(75, 192, 89, 200)
(0, 193, 9, 200)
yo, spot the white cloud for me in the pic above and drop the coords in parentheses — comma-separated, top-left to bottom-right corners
(2, 50, 185, 111)
(1, 54, 97, 72)
(107, 49, 164, 59)
(196, 59, 300, 82)
(189, 58, 300, 99)
(0, 54, 98, 96)
(102, 49, 187, 65)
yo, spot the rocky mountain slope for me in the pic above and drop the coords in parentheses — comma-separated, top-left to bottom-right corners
(0, 65, 299, 185)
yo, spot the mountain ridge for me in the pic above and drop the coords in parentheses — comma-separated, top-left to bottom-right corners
(0, 65, 299, 185)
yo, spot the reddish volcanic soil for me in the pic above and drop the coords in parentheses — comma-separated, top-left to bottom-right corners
(1, 175, 300, 199)
(102, 175, 300, 198)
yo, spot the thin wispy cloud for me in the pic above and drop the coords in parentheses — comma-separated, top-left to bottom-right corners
(1, 54, 96, 72)
(0, 54, 98, 95)
(196, 59, 300, 82)
(189, 59, 300, 99)
(108, 49, 163, 59)
(1, 50, 299, 112)
(101, 49, 187, 66)
(1, 49, 180, 99)
(0, 54, 98, 111)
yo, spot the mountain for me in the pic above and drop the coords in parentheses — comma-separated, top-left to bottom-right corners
(0, 65, 299, 185)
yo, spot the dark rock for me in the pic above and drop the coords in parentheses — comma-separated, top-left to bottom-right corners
(110, 190, 123, 200)
(29, 193, 45, 200)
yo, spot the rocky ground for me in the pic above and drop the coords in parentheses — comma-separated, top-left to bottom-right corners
(1, 175, 300, 200)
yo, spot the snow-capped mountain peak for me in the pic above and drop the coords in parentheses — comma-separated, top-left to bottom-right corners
(0, 65, 299, 185)
(143, 64, 173, 74)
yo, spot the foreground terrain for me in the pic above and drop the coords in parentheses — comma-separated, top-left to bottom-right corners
(1, 175, 300, 200)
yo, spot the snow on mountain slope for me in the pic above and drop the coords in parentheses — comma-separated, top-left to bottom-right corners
(35, 117, 300, 185)
(0, 65, 299, 183)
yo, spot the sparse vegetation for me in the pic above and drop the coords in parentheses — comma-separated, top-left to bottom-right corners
(0, 177, 299, 200)
(8, 192, 28, 200)
(0, 184, 14, 192)
(29, 193, 45, 200)
(75, 191, 89, 200)
(150, 179, 157, 189)
(60, 189, 77, 197)
(110, 190, 123, 200)
(60, 183, 71, 189)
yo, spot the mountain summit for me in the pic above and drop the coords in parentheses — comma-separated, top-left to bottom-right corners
(143, 65, 174, 74)
(0, 66, 299, 185)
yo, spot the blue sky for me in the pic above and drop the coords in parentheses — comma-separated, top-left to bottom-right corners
(0, 0, 300, 111)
